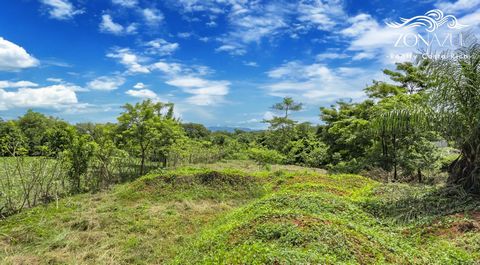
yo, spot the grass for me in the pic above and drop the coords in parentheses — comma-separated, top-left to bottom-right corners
(1, 160, 479, 264)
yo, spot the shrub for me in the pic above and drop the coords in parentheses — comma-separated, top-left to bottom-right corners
(248, 147, 285, 168)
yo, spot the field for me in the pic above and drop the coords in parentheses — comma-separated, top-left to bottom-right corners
(0, 160, 479, 264)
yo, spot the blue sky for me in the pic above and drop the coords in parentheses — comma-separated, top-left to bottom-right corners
(0, 0, 478, 128)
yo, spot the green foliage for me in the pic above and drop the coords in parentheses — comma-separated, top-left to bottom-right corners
(117, 100, 184, 174)
(0, 120, 28, 156)
(64, 134, 96, 194)
(182, 123, 210, 139)
(425, 40, 480, 192)
(248, 147, 285, 167)
(1, 162, 479, 264)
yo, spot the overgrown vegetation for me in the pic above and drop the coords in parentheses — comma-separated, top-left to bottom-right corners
(1, 162, 479, 264)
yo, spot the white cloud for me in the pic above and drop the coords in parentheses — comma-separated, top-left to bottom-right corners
(244, 61, 258, 67)
(215, 45, 246, 56)
(133, 82, 146, 89)
(263, 111, 275, 120)
(112, 0, 138, 8)
(0, 80, 38, 89)
(166, 77, 230, 106)
(46, 78, 63, 83)
(107, 48, 150, 74)
(174, 1, 347, 55)
(436, 0, 480, 13)
(297, 0, 345, 31)
(144, 39, 179, 55)
(340, 13, 417, 64)
(87, 76, 125, 91)
(150, 61, 183, 75)
(0, 37, 39, 71)
(126, 89, 158, 100)
(265, 61, 375, 103)
(39, 0, 83, 20)
(100, 14, 137, 35)
(142, 8, 164, 26)
(0, 84, 78, 110)
(340, 14, 379, 37)
(315, 52, 348, 60)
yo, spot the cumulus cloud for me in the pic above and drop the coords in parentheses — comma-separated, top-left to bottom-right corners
(100, 14, 137, 35)
(144, 39, 179, 55)
(166, 77, 230, 106)
(39, 0, 83, 20)
(340, 13, 418, 64)
(0, 84, 78, 110)
(0, 37, 39, 71)
(107, 48, 150, 74)
(87, 76, 125, 91)
(133, 82, 146, 89)
(126, 89, 159, 100)
(142, 8, 164, 26)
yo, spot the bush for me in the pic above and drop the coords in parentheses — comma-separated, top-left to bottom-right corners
(248, 147, 285, 168)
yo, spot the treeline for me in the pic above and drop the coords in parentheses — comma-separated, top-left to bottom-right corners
(248, 42, 480, 194)
(0, 101, 251, 216)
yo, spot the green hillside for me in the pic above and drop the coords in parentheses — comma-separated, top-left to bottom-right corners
(1, 162, 479, 264)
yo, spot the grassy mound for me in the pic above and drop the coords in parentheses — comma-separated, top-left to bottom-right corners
(0, 168, 264, 264)
(1, 163, 479, 264)
(171, 172, 479, 265)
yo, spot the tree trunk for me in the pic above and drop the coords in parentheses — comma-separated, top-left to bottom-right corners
(417, 168, 422, 183)
(448, 142, 480, 194)
(392, 134, 398, 181)
(140, 149, 146, 176)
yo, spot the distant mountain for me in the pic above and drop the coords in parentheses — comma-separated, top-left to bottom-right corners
(207, 126, 254, 132)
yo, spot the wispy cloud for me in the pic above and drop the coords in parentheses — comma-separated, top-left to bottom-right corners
(435, 0, 480, 13)
(265, 60, 377, 103)
(39, 0, 83, 20)
(87, 76, 125, 91)
(111, 0, 138, 8)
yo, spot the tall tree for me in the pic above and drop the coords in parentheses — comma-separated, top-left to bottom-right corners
(117, 100, 183, 175)
(426, 41, 480, 193)
(272, 97, 303, 119)
(264, 97, 303, 153)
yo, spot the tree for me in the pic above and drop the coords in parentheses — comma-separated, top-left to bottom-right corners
(272, 97, 303, 119)
(17, 110, 53, 156)
(319, 100, 374, 169)
(117, 100, 183, 175)
(182, 123, 210, 139)
(425, 41, 480, 193)
(0, 120, 28, 156)
(64, 134, 96, 193)
(264, 97, 303, 153)
(371, 109, 428, 181)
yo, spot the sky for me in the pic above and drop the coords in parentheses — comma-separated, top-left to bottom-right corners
(0, 0, 479, 129)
